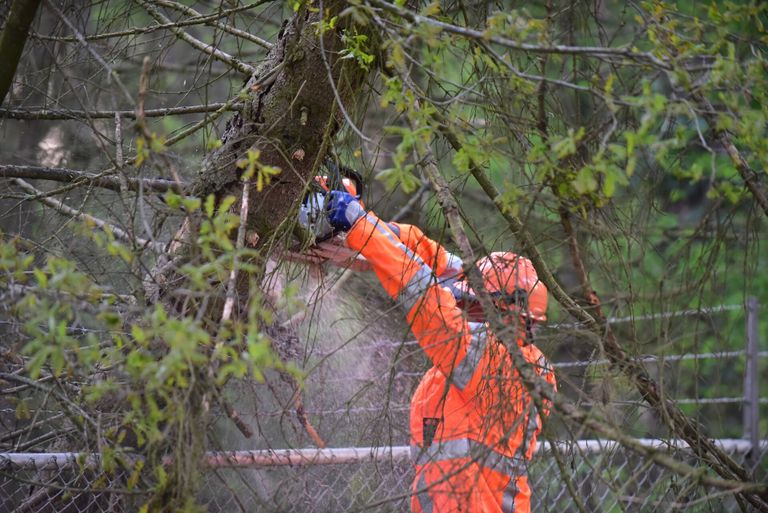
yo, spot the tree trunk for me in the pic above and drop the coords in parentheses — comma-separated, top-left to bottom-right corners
(0, 0, 42, 107)
(147, 1, 374, 309)
(194, 2, 370, 238)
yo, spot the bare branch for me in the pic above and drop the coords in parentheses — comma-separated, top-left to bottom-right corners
(693, 94, 768, 218)
(391, 180, 430, 222)
(165, 86, 250, 147)
(221, 400, 254, 438)
(0, 413, 66, 445)
(29, 0, 273, 47)
(221, 180, 252, 322)
(366, 0, 671, 69)
(0, 165, 186, 193)
(0, 372, 98, 431)
(154, 0, 272, 50)
(137, 0, 256, 76)
(0, 103, 241, 120)
(11, 178, 165, 253)
(42, 0, 135, 105)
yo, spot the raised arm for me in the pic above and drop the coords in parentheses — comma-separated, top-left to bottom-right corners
(385, 222, 463, 279)
(333, 203, 481, 391)
(326, 191, 534, 400)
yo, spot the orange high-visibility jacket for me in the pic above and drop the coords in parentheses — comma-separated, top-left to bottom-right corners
(346, 212, 556, 513)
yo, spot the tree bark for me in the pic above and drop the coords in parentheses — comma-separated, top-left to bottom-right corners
(0, 0, 42, 107)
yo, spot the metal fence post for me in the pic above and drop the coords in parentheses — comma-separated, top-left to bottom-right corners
(743, 296, 760, 464)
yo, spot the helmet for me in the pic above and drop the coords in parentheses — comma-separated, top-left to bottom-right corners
(454, 252, 548, 322)
(314, 175, 359, 198)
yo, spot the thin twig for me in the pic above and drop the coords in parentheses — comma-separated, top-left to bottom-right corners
(548, 435, 591, 513)
(0, 103, 241, 120)
(165, 91, 248, 147)
(366, 0, 671, 69)
(391, 180, 430, 222)
(317, 0, 371, 143)
(0, 373, 98, 432)
(692, 93, 768, 218)
(11, 178, 165, 253)
(154, 0, 272, 50)
(0, 413, 66, 444)
(283, 373, 326, 448)
(29, 0, 272, 46)
(216, 180, 256, 438)
(222, 400, 253, 438)
(295, 400, 326, 448)
(221, 181, 252, 322)
(137, 0, 256, 75)
(43, 0, 135, 104)
(0, 165, 185, 193)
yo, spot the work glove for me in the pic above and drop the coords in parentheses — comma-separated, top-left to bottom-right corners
(326, 190, 365, 232)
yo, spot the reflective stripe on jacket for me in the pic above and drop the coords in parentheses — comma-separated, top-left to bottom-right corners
(346, 213, 557, 513)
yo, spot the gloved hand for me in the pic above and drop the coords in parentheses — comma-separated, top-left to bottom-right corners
(326, 190, 365, 231)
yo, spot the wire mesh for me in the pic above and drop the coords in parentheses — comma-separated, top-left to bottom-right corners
(1, 300, 764, 512)
(0, 465, 145, 513)
(2, 441, 765, 513)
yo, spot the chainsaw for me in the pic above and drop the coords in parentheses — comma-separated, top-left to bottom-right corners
(287, 159, 371, 271)
(290, 161, 501, 322)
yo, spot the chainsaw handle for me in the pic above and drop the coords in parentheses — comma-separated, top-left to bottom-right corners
(299, 159, 367, 244)
(323, 158, 364, 199)
(338, 165, 364, 199)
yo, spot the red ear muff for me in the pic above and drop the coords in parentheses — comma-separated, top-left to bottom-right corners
(455, 287, 530, 323)
(501, 287, 529, 312)
(456, 298, 486, 322)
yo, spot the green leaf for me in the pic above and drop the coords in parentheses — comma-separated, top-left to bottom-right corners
(375, 164, 421, 193)
(16, 398, 31, 420)
(163, 192, 182, 209)
(132, 325, 146, 345)
(182, 196, 201, 212)
(572, 166, 598, 194)
(26, 346, 50, 379)
(552, 127, 585, 159)
(256, 164, 281, 192)
(33, 268, 48, 288)
(204, 195, 216, 218)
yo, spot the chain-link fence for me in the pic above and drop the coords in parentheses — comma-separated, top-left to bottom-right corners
(2, 302, 765, 512)
(0, 465, 140, 513)
(3, 440, 766, 513)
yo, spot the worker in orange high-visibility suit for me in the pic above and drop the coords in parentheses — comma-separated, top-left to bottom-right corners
(326, 191, 557, 513)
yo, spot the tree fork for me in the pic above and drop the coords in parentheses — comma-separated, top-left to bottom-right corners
(148, 1, 375, 306)
(190, 1, 371, 240)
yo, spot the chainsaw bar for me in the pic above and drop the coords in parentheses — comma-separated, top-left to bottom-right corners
(283, 235, 371, 272)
